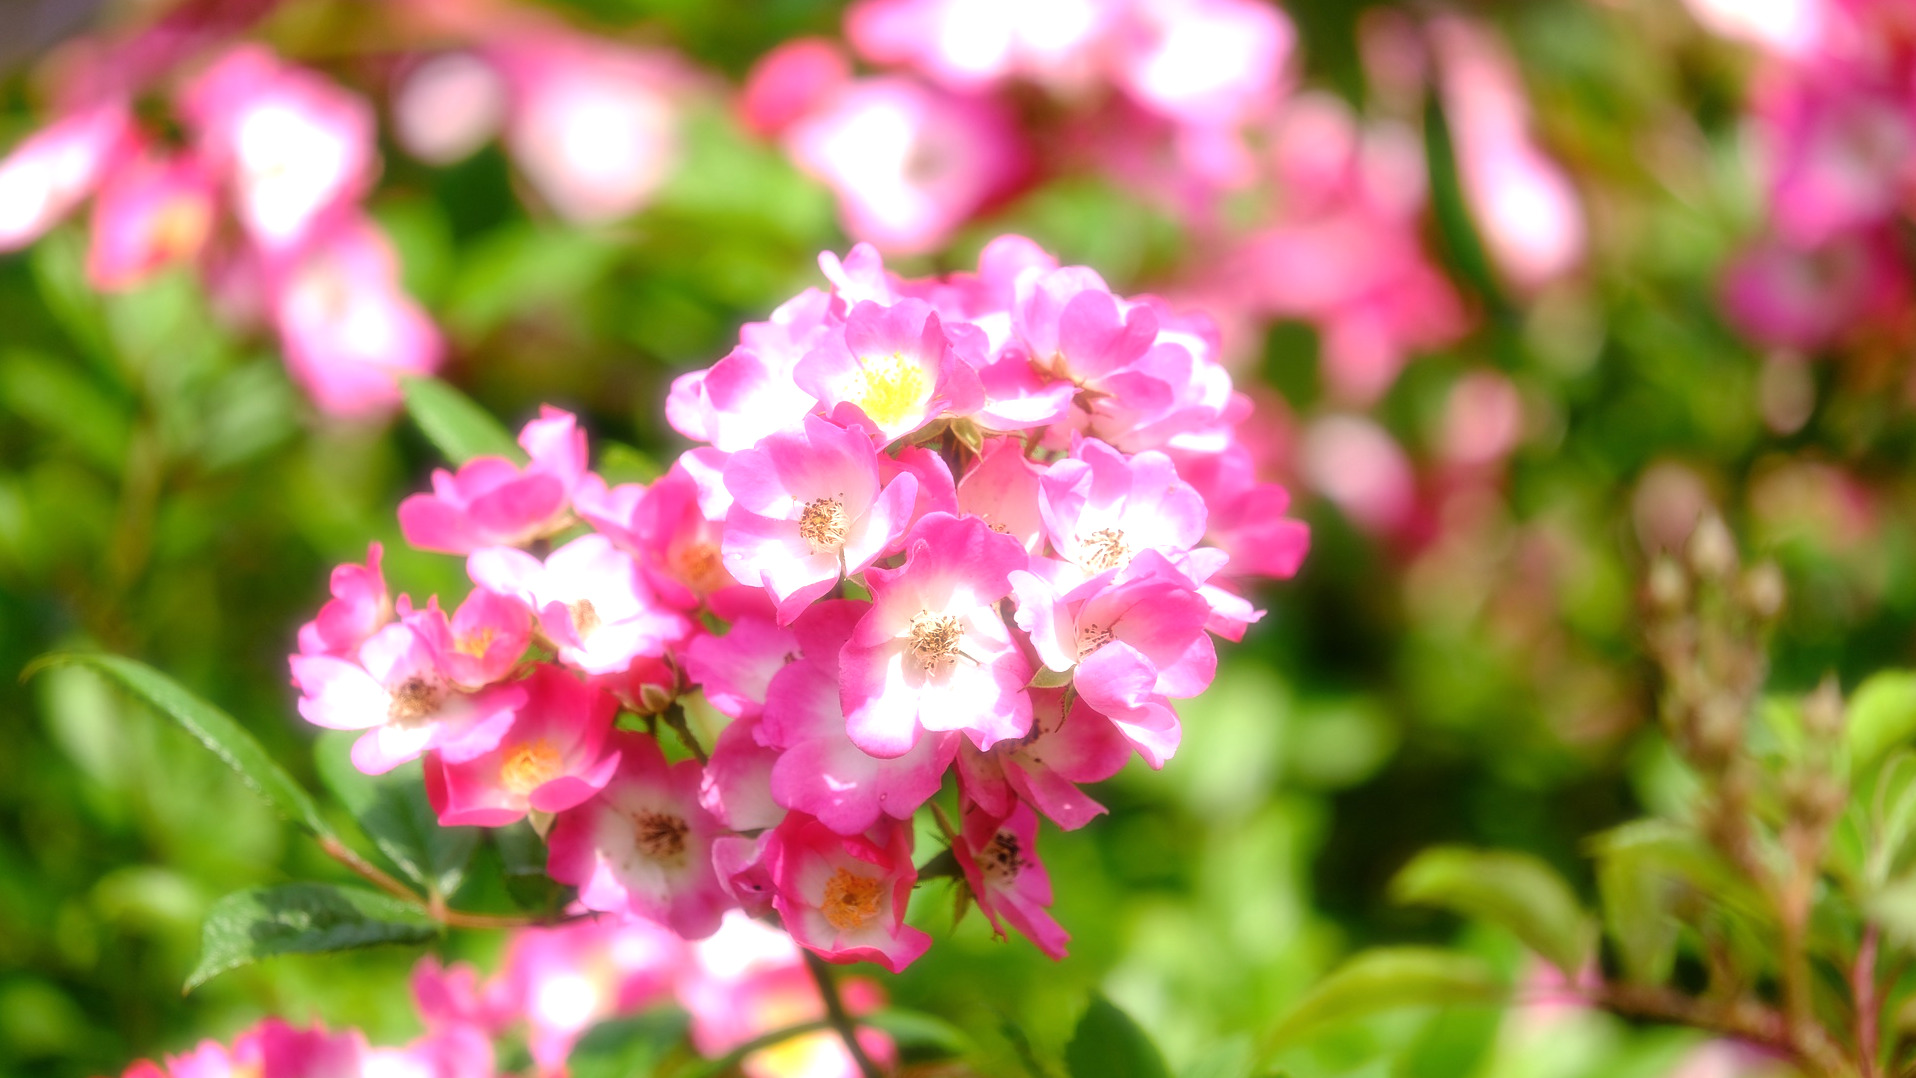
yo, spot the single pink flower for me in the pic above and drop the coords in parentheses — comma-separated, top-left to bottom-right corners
(576, 462, 741, 609)
(740, 38, 851, 138)
(404, 587, 533, 690)
(1038, 438, 1207, 584)
(957, 686, 1132, 830)
(1111, 0, 1294, 128)
(0, 99, 134, 251)
(954, 800, 1068, 958)
(290, 621, 526, 774)
(1721, 229, 1910, 350)
(181, 46, 376, 253)
(493, 36, 681, 224)
(847, 0, 1113, 92)
(795, 298, 986, 441)
(720, 413, 918, 623)
(470, 534, 692, 675)
(271, 216, 442, 417)
(547, 732, 734, 938)
(762, 600, 958, 834)
(764, 812, 930, 972)
(839, 512, 1033, 757)
(785, 77, 1027, 254)
(426, 665, 620, 827)
(666, 290, 834, 451)
(1010, 549, 1217, 702)
(393, 51, 507, 166)
(252, 1020, 366, 1078)
(296, 543, 391, 658)
(399, 407, 587, 555)
(1173, 445, 1311, 581)
(487, 917, 685, 1070)
(85, 150, 217, 291)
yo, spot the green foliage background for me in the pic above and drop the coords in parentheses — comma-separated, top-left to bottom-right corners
(2, 1, 1909, 1075)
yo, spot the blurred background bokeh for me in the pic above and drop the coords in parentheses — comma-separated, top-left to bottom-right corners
(3, 0, 1913, 1074)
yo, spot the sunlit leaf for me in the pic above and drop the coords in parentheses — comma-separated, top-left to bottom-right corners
(186, 883, 437, 990)
(28, 653, 334, 840)
(1391, 846, 1594, 975)
(1262, 948, 1503, 1049)
(1847, 671, 1916, 775)
(400, 375, 523, 465)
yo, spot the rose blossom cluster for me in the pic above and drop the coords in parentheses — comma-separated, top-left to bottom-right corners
(1686, 0, 1916, 354)
(289, 235, 1308, 970)
(0, 33, 441, 417)
(116, 913, 892, 1078)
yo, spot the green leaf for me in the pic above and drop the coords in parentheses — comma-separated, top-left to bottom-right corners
(1588, 820, 1760, 983)
(400, 376, 523, 465)
(1262, 948, 1503, 1050)
(1066, 995, 1171, 1078)
(28, 653, 333, 839)
(186, 883, 438, 990)
(1848, 671, 1916, 774)
(1028, 667, 1075, 689)
(314, 731, 479, 898)
(1390, 846, 1594, 975)
(567, 1012, 691, 1078)
(863, 1008, 970, 1057)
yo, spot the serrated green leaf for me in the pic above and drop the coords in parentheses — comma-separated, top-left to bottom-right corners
(1262, 948, 1503, 1050)
(28, 653, 333, 839)
(1066, 995, 1170, 1078)
(314, 731, 478, 898)
(400, 376, 523, 465)
(1849, 672, 1916, 775)
(186, 883, 438, 990)
(1391, 846, 1594, 975)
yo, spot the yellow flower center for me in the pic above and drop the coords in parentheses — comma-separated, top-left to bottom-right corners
(149, 198, 212, 262)
(848, 352, 929, 430)
(500, 740, 562, 794)
(454, 627, 496, 658)
(821, 868, 887, 931)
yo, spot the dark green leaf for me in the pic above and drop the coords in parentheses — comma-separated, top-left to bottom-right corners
(1390, 846, 1594, 975)
(400, 376, 523, 465)
(28, 653, 333, 839)
(1066, 995, 1170, 1078)
(1262, 948, 1503, 1049)
(314, 731, 478, 898)
(1589, 820, 1761, 983)
(1848, 671, 1916, 775)
(186, 883, 438, 990)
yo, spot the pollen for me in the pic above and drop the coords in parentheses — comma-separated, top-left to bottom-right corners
(633, 810, 688, 861)
(847, 352, 929, 430)
(821, 867, 887, 931)
(454, 627, 496, 658)
(798, 497, 850, 554)
(980, 830, 1025, 883)
(568, 599, 602, 637)
(1077, 623, 1114, 658)
(672, 540, 728, 593)
(150, 198, 212, 261)
(1079, 527, 1132, 573)
(500, 740, 562, 794)
(387, 676, 446, 723)
(907, 611, 964, 672)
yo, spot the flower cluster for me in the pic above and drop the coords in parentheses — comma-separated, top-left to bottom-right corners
(0, 35, 440, 417)
(1691, 0, 1916, 354)
(117, 913, 893, 1078)
(289, 236, 1307, 968)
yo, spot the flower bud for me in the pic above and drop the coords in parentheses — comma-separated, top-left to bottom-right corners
(1648, 556, 1689, 612)
(1801, 676, 1844, 742)
(1742, 561, 1785, 621)
(1687, 515, 1738, 580)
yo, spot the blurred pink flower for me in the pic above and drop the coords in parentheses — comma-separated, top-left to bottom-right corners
(85, 149, 216, 290)
(393, 51, 509, 165)
(847, 0, 1113, 93)
(785, 77, 1028, 254)
(0, 99, 133, 251)
(1430, 16, 1584, 292)
(740, 38, 852, 138)
(1302, 414, 1418, 537)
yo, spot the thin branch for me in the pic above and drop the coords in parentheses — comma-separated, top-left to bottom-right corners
(1858, 924, 1883, 1078)
(322, 835, 546, 930)
(802, 951, 884, 1078)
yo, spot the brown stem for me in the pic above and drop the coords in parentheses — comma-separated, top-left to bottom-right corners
(1590, 982, 1848, 1076)
(802, 951, 884, 1078)
(322, 836, 545, 930)
(1858, 924, 1883, 1078)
